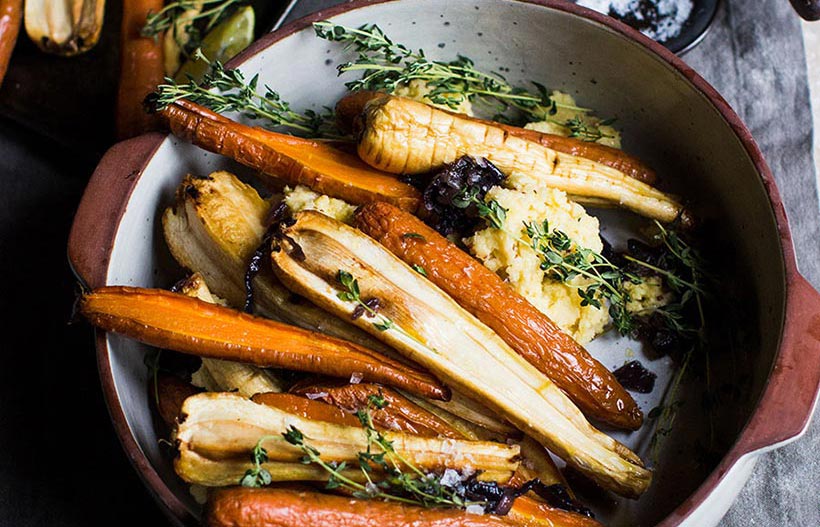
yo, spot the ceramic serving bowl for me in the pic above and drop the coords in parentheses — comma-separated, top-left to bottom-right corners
(68, 1, 820, 525)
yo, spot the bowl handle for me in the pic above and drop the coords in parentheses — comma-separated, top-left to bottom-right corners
(68, 133, 166, 289)
(735, 273, 820, 454)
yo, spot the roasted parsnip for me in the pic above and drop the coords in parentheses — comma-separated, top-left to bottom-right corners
(79, 286, 448, 400)
(178, 272, 285, 397)
(336, 90, 657, 185)
(162, 171, 396, 356)
(355, 201, 642, 429)
(175, 393, 519, 486)
(269, 211, 651, 497)
(24, 0, 104, 56)
(156, 99, 421, 210)
(351, 93, 688, 224)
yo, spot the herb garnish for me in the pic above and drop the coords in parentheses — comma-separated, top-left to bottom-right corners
(151, 51, 342, 138)
(271, 394, 491, 509)
(240, 434, 279, 487)
(142, 0, 245, 53)
(313, 22, 612, 140)
(523, 219, 642, 334)
(629, 222, 709, 460)
(412, 264, 428, 277)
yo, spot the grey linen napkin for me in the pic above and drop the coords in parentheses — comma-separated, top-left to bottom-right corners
(283, 1, 820, 524)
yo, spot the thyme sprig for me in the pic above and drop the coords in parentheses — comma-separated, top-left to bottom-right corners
(523, 219, 642, 334)
(313, 21, 614, 139)
(152, 51, 343, 138)
(337, 270, 394, 331)
(142, 0, 246, 52)
(633, 222, 709, 461)
(280, 394, 488, 509)
(241, 434, 280, 487)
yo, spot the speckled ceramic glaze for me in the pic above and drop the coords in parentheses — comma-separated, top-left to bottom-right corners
(68, 1, 820, 526)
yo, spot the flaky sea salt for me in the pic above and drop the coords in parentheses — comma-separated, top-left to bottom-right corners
(576, 0, 694, 42)
(349, 372, 363, 384)
(305, 391, 328, 400)
(465, 504, 486, 515)
(439, 468, 461, 488)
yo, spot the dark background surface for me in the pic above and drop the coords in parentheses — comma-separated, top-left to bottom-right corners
(0, 0, 817, 526)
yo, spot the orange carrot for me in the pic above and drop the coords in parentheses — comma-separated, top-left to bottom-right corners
(157, 99, 422, 211)
(355, 202, 642, 429)
(116, 0, 164, 139)
(0, 0, 21, 87)
(79, 286, 448, 400)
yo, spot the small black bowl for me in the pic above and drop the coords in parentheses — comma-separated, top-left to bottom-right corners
(663, 0, 721, 54)
(575, 0, 720, 55)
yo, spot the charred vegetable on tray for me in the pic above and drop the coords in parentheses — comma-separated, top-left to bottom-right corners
(76, 17, 723, 527)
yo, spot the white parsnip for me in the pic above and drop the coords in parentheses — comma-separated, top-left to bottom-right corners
(174, 392, 520, 487)
(269, 211, 651, 498)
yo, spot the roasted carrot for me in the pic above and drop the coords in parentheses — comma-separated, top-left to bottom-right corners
(0, 0, 21, 88)
(205, 487, 516, 527)
(355, 201, 643, 430)
(270, 211, 650, 497)
(251, 392, 363, 428)
(79, 286, 448, 400)
(116, 0, 165, 139)
(155, 374, 202, 427)
(156, 99, 421, 211)
(336, 90, 656, 185)
(291, 382, 465, 439)
(205, 487, 602, 527)
(506, 497, 602, 527)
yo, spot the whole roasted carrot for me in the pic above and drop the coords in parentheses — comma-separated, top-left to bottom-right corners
(79, 286, 448, 400)
(205, 487, 602, 527)
(156, 99, 422, 211)
(116, 0, 164, 139)
(355, 202, 642, 430)
(291, 382, 465, 439)
(251, 392, 363, 428)
(336, 90, 656, 185)
(0, 0, 21, 87)
(205, 487, 516, 527)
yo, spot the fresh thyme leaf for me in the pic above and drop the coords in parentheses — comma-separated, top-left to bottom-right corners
(412, 264, 428, 277)
(278, 398, 496, 509)
(142, 0, 246, 54)
(565, 116, 616, 142)
(402, 232, 426, 241)
(241, 434, 279, 487)
(314, 21, 611, 140)
(373, 319, 394, 331)
(143, 349, 163, 407)
(152, 51, 343, 138)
